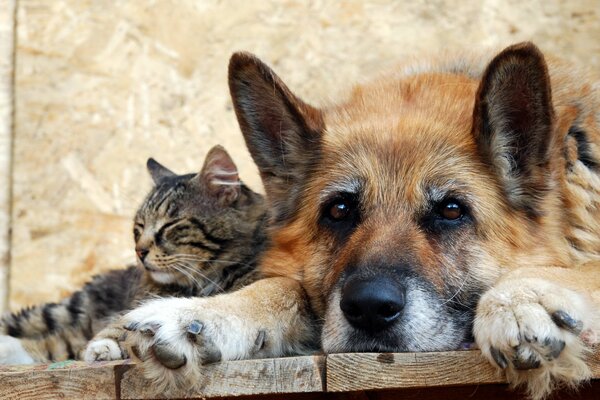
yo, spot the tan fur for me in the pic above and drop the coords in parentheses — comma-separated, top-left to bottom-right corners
(123, 44, 600, 399)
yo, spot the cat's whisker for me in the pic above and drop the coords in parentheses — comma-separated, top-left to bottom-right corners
(169, 254, 257, 269)
(170, 261, 225, 292)
(171, 263, 206, 289)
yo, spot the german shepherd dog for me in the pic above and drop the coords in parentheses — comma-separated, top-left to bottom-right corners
(112, 43, 600, 399)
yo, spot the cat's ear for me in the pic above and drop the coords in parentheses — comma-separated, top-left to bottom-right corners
(199, 145, 240, 205)
(472, 42, 555, 216)
(147, 158, 176, 184)
(228, 52, 325, 225)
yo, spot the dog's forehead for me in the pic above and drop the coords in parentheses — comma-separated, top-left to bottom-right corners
(316, 72, 484, 203)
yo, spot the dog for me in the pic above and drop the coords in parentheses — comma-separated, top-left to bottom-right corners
(111, 42, 600, 399)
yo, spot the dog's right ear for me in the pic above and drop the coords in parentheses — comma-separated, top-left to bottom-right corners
(228, 52, 325, 224)
(472, 42, 555, 217)
(147, 158, 176, 184)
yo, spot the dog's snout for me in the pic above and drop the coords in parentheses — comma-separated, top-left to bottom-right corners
(340, 278, 405, 332)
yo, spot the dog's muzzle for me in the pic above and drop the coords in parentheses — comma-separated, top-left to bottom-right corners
(340, 276, 405, 332)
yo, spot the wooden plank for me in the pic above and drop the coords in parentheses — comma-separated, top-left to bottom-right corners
(326, 350, 600, 393)
(0, 350, 597, 399)
(0, 360, 120, 400)
(119, 355, 325, 399)
(327, 350, 507, 392)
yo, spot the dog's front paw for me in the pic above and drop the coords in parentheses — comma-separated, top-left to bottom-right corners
(0, 335, 34, 365)
(122, 297, 266, 393)
(474, 278, 599, 399)
(84, 338, 124, 362)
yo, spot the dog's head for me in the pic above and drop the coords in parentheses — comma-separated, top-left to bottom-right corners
(229, 43, 567, 352)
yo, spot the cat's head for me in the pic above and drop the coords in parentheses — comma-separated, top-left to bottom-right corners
(134, 145, 265, 287)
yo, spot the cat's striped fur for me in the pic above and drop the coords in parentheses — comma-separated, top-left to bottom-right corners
(0, 145, 267, 363)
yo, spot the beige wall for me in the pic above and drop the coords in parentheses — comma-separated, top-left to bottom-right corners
(0, 0, 15, 312)
(3, 0, 600, 310)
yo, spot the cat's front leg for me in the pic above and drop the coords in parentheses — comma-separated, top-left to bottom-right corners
(122, 277, 316, 393)
(84, 324, 128, 362)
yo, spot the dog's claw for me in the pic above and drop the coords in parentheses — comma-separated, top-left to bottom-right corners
(123, 322, 139, 331)
(253, 330, 266, 353)
(490, 347, 508, 369)
(139, 322, 160, 337)
(186, 320, 204, 341)
(513, 346, 541, 370)
(151, 341, 187, 369)
(552, 310, 583, 334)
(547, 338, 566, 360)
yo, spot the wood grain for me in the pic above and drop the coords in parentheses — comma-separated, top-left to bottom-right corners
(0, 360, 120, 400)
(119, 355, 325, 399)
(328, 350, 502, 391)
(0, 351, 598, 399)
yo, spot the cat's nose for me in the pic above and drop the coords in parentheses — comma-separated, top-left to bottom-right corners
(136, 248, 149, 261)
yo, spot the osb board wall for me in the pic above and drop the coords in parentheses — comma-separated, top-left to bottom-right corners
(5, 0, 600, 310)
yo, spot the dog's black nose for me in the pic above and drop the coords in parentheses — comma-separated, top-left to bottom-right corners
(340, 278, 405, 332)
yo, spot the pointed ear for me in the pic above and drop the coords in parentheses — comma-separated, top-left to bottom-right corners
(199, 145, 241, 205)
(472, 42, 556, 216)
(228, 52, 325, 224)
(147, 158, 176, 184)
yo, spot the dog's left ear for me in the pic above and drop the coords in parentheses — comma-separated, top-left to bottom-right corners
(473, 42, 555, 216)
(228, 52, 325, 224)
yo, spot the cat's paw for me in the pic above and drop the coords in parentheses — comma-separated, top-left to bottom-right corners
(84, 338, 124, 362)
(122, 296, 266, 393)
(474, 278, 599, 399)
(0, 335, 35, 365)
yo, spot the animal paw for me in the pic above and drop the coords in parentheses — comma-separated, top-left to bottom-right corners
(474, 278, 599, 399)
(122, 297, 267, 393)
(0, 335, 34, 365)
(84, 338, 124, 362)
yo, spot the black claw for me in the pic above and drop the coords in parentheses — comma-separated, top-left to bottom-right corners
(188, 320, 204, 335)
(202, 346, 222, 365)
(552, 310, 583, 334)
(130, 345, 144, 361)
(139, 322, 160, 337)
(490, 347, 508, 369)
(254, 330, 266, 352)
(548, 339, 566, 360)
(152, 341, 187, 370)
(186, 320, 204, 341)
(513, 347, 541, 370)
(524, 333, 537, 343)
(124, 322, 139, 331)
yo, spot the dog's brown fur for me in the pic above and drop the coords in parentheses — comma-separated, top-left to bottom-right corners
(120, 43, 600, 399)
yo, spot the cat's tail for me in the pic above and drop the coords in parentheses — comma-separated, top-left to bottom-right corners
(0, 290, 97, 363)
(0, 267, 142, 363)
(0, 289, 93, 340)
(0, 325, 92, 363)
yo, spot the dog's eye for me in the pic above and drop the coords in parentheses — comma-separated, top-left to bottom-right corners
(439, 200, 463, 220)
(322, 193, 359, 225)
(328, 200, 352, 221)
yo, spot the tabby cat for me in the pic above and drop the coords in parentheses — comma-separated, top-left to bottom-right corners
(0, 145, 267, 364)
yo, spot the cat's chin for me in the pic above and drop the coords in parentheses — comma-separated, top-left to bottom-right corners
(149, 271, 177, 284)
